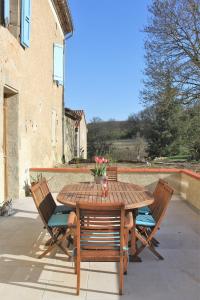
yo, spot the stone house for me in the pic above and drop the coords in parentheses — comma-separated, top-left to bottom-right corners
(0, 0, 73, 204)
(64, 108, 87, 162)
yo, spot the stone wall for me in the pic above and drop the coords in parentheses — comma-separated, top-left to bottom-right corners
(64, 116, 76, 162)
(0, 1, 66, 203)
(29, 168, 200, 211)
(30, 168, 181, 194)
(79, 117, 87, 159)
(180, 172, 200, 210)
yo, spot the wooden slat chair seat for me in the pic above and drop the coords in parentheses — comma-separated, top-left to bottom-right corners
(74, 202, 132, 295)
(31, 179, 73, 259)
(135, 181, 174, 260)
(106, 166, 118, 181)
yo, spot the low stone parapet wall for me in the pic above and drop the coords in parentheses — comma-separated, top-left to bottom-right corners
(29, 167, 200, 211)
(180, 170, 200, 210)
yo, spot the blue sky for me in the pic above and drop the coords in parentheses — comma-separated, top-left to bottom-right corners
(64, 0, 151, 122)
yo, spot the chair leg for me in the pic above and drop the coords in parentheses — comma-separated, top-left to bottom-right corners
(152, 237, 160, 246)
(45, 237, 53, 246)
(38, 243, 56, 259)
(119, 256, 124, 295)
(74, 259, 77, 274)
(136, 237, 164, 260)
(149, 245, 164, 260)
(77, 258, 80, 295)
(135, 244, 146, 256)
(123, 254, 128, 275)
(57, 243, 71, 257)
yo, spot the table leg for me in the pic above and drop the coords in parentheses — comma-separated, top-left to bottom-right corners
(129, 209, 142, 262)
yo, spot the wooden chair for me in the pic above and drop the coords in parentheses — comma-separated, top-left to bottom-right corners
(135, 181, 174, 260)
(39, 177, 73, 214)
(106, 166, 118, 181)
(138, 179, 166, 215)
(31, 180, 73, 259)
(137, 179, 167, 247)
(74, 202, 133, 295)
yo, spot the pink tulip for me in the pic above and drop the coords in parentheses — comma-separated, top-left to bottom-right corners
(95, 156, 100, 163)
(98, 158, 103, 164)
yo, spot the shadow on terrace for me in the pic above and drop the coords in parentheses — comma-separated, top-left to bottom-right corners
(0, 193, 199, 300)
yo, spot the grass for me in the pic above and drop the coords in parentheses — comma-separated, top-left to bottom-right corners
(167, 154, 190, 160)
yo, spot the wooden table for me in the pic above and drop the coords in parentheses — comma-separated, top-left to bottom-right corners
(57, 181, 154, 261)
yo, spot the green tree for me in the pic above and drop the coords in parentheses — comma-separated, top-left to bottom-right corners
(146, 72, 184, 158)
(187, 104, 200, 160)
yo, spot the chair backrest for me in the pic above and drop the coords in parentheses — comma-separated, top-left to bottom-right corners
(150, 179, 166, 212)
(106, 166, 118, 181)
(151, 181, 174, 225)
(31, 178, 56, 226)
(76, 202, 125, 253)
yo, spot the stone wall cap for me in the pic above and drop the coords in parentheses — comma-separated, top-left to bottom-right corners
(30, 167, 200, 180)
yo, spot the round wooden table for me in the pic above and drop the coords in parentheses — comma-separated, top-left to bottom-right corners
(57, 181, 154, 262)
(57, 181, 154, 211)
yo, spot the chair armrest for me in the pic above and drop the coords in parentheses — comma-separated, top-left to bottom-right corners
(125, 212, 133, 230)
(67, 211, 77, 228)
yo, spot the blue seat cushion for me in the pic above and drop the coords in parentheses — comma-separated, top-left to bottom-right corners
(138, 206, 151, 215)
(54, 205, 73, 214)
(136, 214, 156, 227)
(48, 213, 68, 227)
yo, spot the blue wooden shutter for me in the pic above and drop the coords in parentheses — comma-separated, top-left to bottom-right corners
(53, 44, 64, 86)
(21, 0, 31, 48)
(3, 0, 10, 27)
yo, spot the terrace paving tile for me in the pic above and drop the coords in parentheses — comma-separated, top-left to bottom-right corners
(0, 195, 199, 300)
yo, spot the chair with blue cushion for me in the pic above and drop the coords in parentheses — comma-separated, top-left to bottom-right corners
(138, 179, 166, 215)
(135, 181, 174, 260)
(31, 179, 73, 259)
(137, 179, 167, 247)
(39, 177, 73, 215)
(74, 202, 133, 295)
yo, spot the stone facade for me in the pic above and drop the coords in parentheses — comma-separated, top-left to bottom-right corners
(64, 111, 76, 162)
(64, 108, 87, 162)
(77, 112, 87, 159)
(0, 0, 73, 204)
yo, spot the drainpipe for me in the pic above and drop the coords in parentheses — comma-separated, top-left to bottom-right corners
(62, 32, 73, 162)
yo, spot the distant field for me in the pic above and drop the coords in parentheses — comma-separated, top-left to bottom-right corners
(108, 139, 147, 161)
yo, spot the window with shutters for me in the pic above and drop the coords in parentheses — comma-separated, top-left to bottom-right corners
(53, 43, 64, 86)
(0, 2, 4, 25)
(0, 1, 21, 40)
(2, 0, 10, 27)
(10, 0, 20, 39)
(21, 0, 31, 48)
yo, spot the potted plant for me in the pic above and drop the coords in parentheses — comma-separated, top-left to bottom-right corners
(30, 173, 43, 186)
(91, 156, 109, 184)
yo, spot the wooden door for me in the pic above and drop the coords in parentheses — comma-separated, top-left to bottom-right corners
(3, 99, 8, 201)
(3, 87, 19, 201)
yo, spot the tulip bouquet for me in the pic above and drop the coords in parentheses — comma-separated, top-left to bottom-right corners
(91, 156, 109, 177)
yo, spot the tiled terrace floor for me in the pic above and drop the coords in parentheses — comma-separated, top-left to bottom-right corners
(0, 195, 200, 300)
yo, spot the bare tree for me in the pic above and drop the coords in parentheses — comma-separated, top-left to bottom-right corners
(142, 0, 200, 105)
